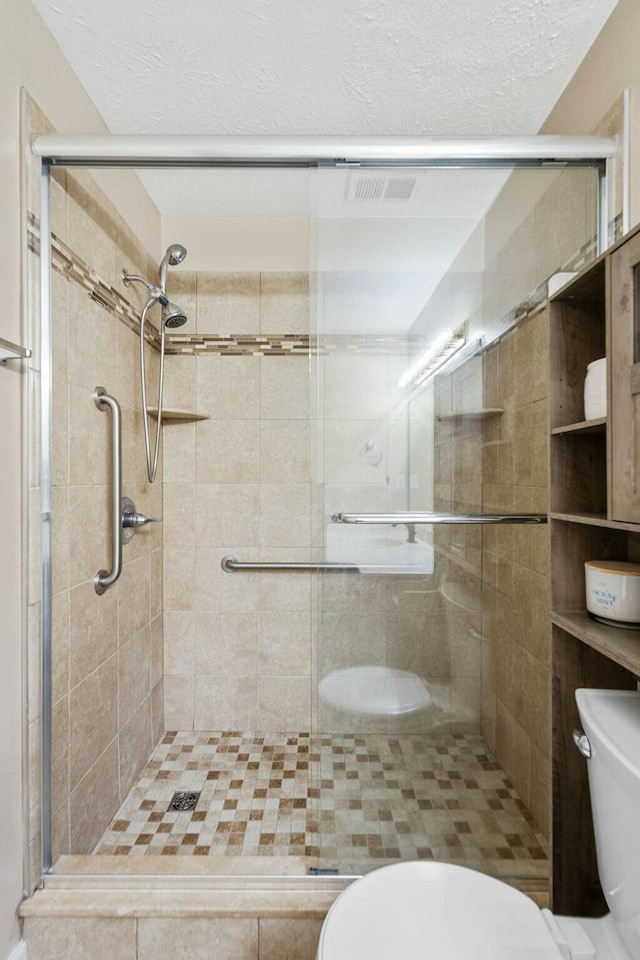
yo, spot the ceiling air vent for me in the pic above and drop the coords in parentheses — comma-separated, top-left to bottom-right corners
(347, 175, 417, 203)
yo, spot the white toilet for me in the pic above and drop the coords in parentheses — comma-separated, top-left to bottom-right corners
(317, 688, 640, 960)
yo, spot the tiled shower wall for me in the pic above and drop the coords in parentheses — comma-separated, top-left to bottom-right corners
(26, 97, 163, 865)
(429, 153, 610, 839)
(161, 273, 315, 732)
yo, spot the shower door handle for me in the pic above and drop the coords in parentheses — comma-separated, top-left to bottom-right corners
(93, 387, 123, 595)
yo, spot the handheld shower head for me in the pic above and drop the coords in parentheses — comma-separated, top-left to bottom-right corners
(163, 301, 188, 329)
(159, 243, 188, 292)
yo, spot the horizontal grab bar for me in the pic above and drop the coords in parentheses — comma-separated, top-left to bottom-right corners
(221, 555, 361, 573)
(332, 512, 547, 525)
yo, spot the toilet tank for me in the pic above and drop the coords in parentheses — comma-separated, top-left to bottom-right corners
(576, 689, 640, 928)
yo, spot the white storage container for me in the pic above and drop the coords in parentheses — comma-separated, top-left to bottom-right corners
(584, 357, 607, 420)
(585, 560, 640, 625)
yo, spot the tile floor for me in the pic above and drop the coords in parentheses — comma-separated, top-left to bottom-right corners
(95, 730, 548, 878)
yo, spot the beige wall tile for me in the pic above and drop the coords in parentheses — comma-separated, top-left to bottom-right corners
(163, 546, 195, 611)
(260, 272, 310, 335)
(67, 285, 117, 393)
(118, 553, 151, 645)
(258, 612, 311, 676)
(165, 269, 197, 335)
(24, 917, 136, 960)
(69, 740, 120, 854)
(258, 568, 310, 613)
(194, 547, 260, 612)
(260, 420, 310, 483)
(258, 919, 322, 960)
(163, 481, 195, 546)
(66, 170, 118, 284)
(259, 484, 310, 547)
(164, 356, 197, 410)
(150, 613, 164, 688)
(164, 675, 194, 730)
(197, 355, 260, 420)
(164, 611, 195, 676)
(320, 611, 386, 673)
(195, 419, 260, 483)
(495, 701, 531, 807)
(119, 626, 151, 727)
(196, 483, 260, 546)
(149, 542, 164, 616)
(194, 676, 257, 730)
(163, 422, 196, 482)
(197, 272, 261, 335)
(151, 679, 165, 743)
(68, 580, 117, 688)
(261, 357, 310, 420)
(257, 677, 311, 730)
(138, 918, 258, 960)
(67, 484, 110, 589)
(70, 655, 118, 789)
(119, 697, 153, 797)
(195, 612, 258, 676)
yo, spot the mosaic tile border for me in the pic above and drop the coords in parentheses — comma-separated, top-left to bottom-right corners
(29, 210, 621, 361)
(27, 212, 162, 351)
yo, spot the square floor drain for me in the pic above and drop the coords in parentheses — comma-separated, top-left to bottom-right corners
(169, 791, 200, 812)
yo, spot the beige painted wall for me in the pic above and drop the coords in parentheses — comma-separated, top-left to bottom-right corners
(541, 0, 639, 227)
(0, 1, 159, 954)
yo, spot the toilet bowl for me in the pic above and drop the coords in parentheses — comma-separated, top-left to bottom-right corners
(317, 689, 640, 960)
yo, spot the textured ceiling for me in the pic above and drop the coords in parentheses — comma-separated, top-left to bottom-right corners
(32, 0, 619, 217)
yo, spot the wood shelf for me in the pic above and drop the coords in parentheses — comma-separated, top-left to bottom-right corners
(551, 418, 606, 436)
(148, 408, 209, 423)
(551, 512, 640, 533)
(551, 610, 640, 677)
(436, 408, 504, 421)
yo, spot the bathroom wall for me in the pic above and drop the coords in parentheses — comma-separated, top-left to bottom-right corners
(161, 271, 314, 732)
(25, 97, 164, 866)
(1, 0, 160, 946)
(480, 312, 549, 835)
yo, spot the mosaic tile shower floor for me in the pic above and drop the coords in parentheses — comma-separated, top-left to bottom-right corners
(95, 731, 549, 877)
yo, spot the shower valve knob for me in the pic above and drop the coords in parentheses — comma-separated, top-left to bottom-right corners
(124, 513, 161, 528)
(121, 496, 162, 543)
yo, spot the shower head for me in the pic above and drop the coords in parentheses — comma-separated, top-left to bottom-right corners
(159, 243, 188, 292)
(163, 301, 188, 329)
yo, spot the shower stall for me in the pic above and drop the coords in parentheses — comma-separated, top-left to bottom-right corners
(25, 119, 622, 891)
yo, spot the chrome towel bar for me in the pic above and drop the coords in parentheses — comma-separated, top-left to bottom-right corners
(0, 336, 31, 364)
(94, 387, 123, 594)
(221, 555, 360, 573)
(331, 512, 547, 525)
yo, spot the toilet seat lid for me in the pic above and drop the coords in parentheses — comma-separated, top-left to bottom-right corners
(318, 862, 561, 960)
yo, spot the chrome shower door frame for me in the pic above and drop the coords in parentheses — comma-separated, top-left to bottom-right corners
(36, 135, 617, 875)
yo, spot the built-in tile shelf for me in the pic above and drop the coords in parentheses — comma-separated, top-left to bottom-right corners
(551, 610, 640, 676)
(148, 408, 209, 423)
(551, 417, 606, 436)
(436, 408, 504, 421)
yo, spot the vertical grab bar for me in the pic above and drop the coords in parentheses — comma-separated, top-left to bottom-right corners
(93, 386, 123, 595)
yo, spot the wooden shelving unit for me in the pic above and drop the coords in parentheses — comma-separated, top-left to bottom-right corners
(550, 417, 606, 436)
(548, 226, 640, 916)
